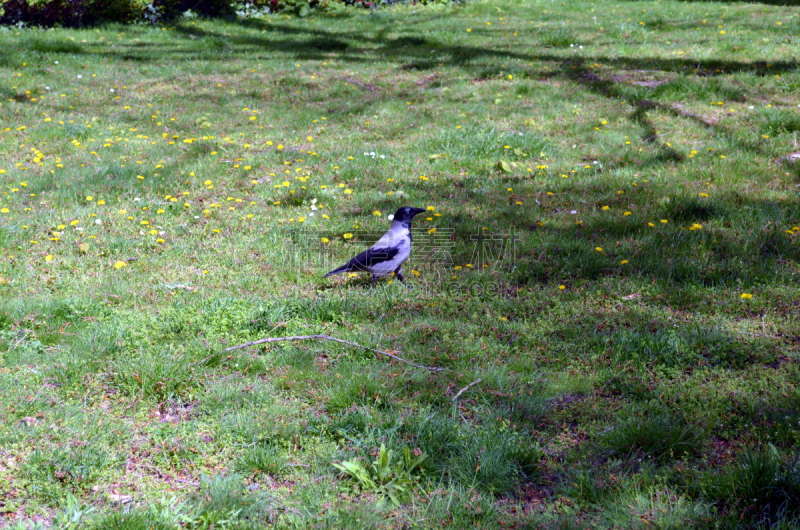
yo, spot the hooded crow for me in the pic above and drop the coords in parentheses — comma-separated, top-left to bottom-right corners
(324, 206, 427, 288)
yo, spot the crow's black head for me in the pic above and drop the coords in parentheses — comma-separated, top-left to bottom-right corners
(392, 206, 426, 225)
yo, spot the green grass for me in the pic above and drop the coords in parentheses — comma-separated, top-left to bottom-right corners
(1, 0, 799, 527)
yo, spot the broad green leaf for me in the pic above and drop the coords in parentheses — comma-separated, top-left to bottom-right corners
(497, 160, 512, 173)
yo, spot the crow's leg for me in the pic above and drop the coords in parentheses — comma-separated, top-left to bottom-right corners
(371, 275, 377, 288)
(395, 267, 412, 290)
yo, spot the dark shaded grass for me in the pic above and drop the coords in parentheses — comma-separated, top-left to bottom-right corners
(599, 409, 704, 463)
(690, 446, 800, 527)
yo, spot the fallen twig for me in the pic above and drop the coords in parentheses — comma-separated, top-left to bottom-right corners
(451, 378, 482, 402)
(224, 334, 444, 372)
(9, 329, 31, 351)
(336, 77, 378, 92)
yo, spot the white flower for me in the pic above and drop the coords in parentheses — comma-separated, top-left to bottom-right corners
(77, 75, 82, 78)
(94, 219, 102, 225)
(387, 214, 394, 220)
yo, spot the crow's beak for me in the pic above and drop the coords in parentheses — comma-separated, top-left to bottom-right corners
(411, 208, 426, 217)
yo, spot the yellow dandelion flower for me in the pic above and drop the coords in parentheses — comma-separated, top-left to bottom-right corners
(321, 237, 330, 244)
(343, 233, 353, 239)
(113, 261, 127, 269)
(45, 255, 53, 262)
(558, 285, 566, 290)
(620, 260, 629, 264)
(602, 205, 609, 211)
(86, 195, 93, 201)
(623, 211, 631, 216)
(740, 293, 753, 299)
(595, 247, 603, 252)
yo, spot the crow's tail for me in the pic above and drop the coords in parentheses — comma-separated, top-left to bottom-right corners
(324, 264, 351, 277)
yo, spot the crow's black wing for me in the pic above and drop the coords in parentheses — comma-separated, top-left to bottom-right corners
(324, 246, 401, 276)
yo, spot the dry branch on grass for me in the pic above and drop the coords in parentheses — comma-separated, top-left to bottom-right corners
(335, 77, 378, 92)
(225, 334, 444, 372)
(451, 378, 483, 402)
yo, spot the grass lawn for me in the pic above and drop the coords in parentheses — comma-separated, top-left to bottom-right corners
(1, 0, 799, 527)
